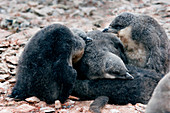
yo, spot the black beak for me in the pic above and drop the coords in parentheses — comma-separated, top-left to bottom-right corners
(103, 28, 109, 32)
(125, 72, 134, 80)
(102, 27, 118, 34)
(84, 37, 93, 43)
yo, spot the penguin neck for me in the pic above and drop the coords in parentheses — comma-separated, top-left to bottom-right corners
(118, 26, 147, 67)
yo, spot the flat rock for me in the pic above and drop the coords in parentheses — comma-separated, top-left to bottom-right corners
(7, 27, 40, 46)
(6, 63, 16, 69)
(25, 96, 40, 103)
(0, 108, 13, 113)
(28, 1, 39, 7)
(0, 38, 10, 48)
(32, 7, 54, 16)
(20, 12, 37, 20)
(0, 64, 8, 74)
(8, 77, 16, 83)
(0, 69, 7, 75)
(0, 76, 5, 82)
(0, 81, 10, 94)
(110, 109, 120, 113)
(14, 104, 37, 112)
(5, 56, 18, 65)
(5, 97, 14, 102)
(152, 0, 170, 5)
(35, 101, 46, 108)
(8, 69, 16, 75)
(0, 29, 12, 39)
(40, 107, 55, 112)
(0, 74, 10, 80)
(68, 95, 79, 100)
(56, 4, 70, 10)
(80, 7, 97, 16)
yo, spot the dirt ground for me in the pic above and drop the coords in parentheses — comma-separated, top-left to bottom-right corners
(0, 0, 169, 112)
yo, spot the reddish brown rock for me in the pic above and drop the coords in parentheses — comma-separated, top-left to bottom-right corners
(14, 104, 37, 112)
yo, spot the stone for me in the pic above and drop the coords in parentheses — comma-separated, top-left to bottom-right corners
(5, 97, 14, 102)
(0, 81, 10, 94)
(35, 101, 46, 108)
(6, 63, 16, 69)
(32, 7, 54, 16)
(0, 64, 8, 74)
(0, 48, 7, 52)
(152, 0, 170, 5)
(68, 95, 79, 100)
(14, 104, 37, 112)
(20, 12, 37, 20)
(56, 4, 69, 10)
(0, 74, 10, 80)
(0, 76, 5, 82)
(55, 100, 61, 109)
(8, 77, 16, 83)
(5, 56, 18, 65)
(80, 7, 96, 16)
(28, 1, 39, 7)
(110, 109, 120, 113)
(0, 29, 12, 39)
(8, 69, 16, 75)
(57, 109, 68, 112)
(0, 108, 13, 113)
(40, 107, 55, 112)
(25, 96, 40, 103)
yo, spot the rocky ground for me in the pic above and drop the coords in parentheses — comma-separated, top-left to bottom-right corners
(0, 0, 169, 112)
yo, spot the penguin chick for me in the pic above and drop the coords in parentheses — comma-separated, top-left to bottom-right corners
(103, 12, 169, 74)
(75, 30, 133, 80)
(9, 24, 86, 104)
(104, 52, 133, 80)
(71, 28, 93, 43)
(72, 65, 164, 105)
(71, 28, 93, 63)
(87, 30, 128, 64)
(146, 72, 170, 113)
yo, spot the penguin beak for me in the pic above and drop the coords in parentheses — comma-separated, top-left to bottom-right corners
(125, 72, 134, 80)
(103, 27, 118, 34)
(84, 37, 93, 43)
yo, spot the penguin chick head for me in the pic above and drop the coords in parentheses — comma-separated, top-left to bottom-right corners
(103, 12, 135, 33)
(104, 52, 134, 80)
(71, 28, 93, 64)
(71, 28, 93, 43)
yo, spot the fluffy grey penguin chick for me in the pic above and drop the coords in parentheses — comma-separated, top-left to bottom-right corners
(71, 28, 92, 43)
(75, 30, 134, 80)
(103, 12, 169, 74)
(71, 28, 90, 63)
(71, 28, 93, 63)
(9, 24, 86, 104)
(146, 72, 170, 113)
(72, 65, 164, 105)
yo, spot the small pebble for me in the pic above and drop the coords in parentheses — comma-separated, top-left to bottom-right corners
(25, 96, 40, 103)
(110, 109, 120, 113)
(0, 76, 5, 82)
(40, 107, 55, 112)
(55, 100, 61, 109)
(8, 77, 16, 83)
